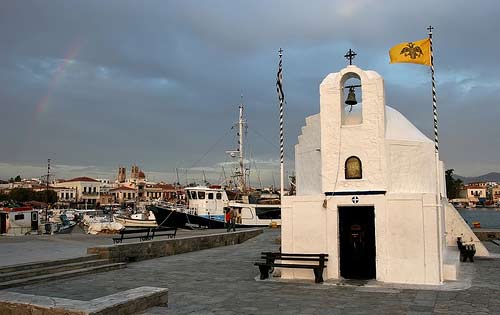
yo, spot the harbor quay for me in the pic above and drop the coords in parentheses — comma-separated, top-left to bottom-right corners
(0, 229, 499, 314)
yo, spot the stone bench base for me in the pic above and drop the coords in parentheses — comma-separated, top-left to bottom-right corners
(0, 286, 167, 315)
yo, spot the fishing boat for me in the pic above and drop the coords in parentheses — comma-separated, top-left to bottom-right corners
(114, 211, 158, 228)
(149, 186, 281, 229)
(148, 102, 282, 229)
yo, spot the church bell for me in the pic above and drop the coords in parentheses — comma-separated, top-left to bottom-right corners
(345, 87, 358, 106)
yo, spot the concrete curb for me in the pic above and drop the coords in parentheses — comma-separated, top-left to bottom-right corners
(87, 228, 263, 263)
(0, 286, 167, 315)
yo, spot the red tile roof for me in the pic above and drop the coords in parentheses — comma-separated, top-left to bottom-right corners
(466, 185, 486, 189)
(1, 206, 33, 212)
(109, 186, 136, 192)
(64, 177, 99, 183)
(152, 183, 176, 190)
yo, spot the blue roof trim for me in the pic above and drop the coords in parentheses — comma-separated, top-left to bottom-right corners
(324, 191, 386, 196)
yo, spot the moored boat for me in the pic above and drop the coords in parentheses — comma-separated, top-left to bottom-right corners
(148, 186, 281, 229)
(114, 211, 158, 228)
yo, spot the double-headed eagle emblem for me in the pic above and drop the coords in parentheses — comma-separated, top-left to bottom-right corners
(400, 42, 423, 59)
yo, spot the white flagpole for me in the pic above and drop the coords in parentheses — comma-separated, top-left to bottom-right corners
(277, 48, 285, 198)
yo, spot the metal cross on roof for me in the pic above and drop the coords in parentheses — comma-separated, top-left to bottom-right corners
(344, 49, 357, 65)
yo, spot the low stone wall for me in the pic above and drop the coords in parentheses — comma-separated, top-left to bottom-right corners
(473, 229, 500, 241)
(87, 228, 263, 263)
(0, 286, 167, 315)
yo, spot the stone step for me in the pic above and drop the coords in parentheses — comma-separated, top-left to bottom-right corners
(0, 254, 101, 274)
(0, 259, 111, 282)
(138, 306, 170, 314)
(0, 263, 127, 289)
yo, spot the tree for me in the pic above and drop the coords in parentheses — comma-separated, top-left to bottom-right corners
(445, 169, 463, 199)
(14, 175, 22, 182)
(7, 188, 58, 204)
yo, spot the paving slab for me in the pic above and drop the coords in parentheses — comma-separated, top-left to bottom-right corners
(5, 229, 500, 314)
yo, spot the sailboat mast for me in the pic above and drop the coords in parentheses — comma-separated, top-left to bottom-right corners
(45, 158, 50, 223)
(238, 101, 245, 192)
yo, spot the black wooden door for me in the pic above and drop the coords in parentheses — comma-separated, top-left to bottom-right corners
(339, 206, 376, 279)
(31, 211, 39, 230)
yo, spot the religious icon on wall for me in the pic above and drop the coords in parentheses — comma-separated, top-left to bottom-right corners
(345, 156, 362, 179)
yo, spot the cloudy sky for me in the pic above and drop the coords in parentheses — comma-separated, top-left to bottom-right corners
(0, 0, 498, 185)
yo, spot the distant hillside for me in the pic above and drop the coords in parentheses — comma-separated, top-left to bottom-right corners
(454, 172, 500, 184)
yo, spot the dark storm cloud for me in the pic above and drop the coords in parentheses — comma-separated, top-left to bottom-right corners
(0, 0, 499, 183)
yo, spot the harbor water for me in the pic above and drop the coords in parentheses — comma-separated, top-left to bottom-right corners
(457, 208, 500, 229)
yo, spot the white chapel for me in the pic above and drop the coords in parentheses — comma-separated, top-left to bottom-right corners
(281, 64, 488, 285)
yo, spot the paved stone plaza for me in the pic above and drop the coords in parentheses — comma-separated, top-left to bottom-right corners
(4, 229, 500, 314)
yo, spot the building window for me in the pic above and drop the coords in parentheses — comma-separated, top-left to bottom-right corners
(198, 191, 205, 199)
(216, 193, 222, 200)
(208, 193, 214, 200)
(345, 156, 362, 179)
(14, 214, 25, 220)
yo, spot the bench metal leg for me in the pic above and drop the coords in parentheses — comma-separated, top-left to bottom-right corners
(258, 265, 271, 280)
(313, 268, 324, 283)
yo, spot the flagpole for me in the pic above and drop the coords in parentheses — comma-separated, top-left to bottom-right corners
(277, 48, 285, 198)
(428, 26, 438, 156)
(428, 25, 444, 282)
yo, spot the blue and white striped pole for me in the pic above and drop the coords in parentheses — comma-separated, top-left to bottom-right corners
(276, 48, 285, 197)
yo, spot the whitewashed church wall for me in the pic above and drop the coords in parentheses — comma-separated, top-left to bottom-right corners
(444, 203, 489, 256)
(281, 195, 332, 280)
(439, 161, 446, 197)
(295, 114, 322, 195)
(386, 141, 436, 193)
(383, 196, 441, 284)
(332, 124, 386, 192)
(320, 73, 342, 193)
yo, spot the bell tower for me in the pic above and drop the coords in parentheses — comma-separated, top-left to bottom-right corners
(319, 52, 386, 193)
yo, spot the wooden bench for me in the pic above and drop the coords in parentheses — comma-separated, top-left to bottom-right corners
(151, 227, 177, 239)
(457, 237, 476, 262)
(113, 227, 177, 244)
(255, 252, 328, 283)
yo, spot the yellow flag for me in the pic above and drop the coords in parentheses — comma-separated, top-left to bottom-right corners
(389, 38, 431, 66)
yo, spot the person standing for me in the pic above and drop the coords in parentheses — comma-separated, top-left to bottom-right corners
(224, 207, 231, 229)
(227, 207, 236, 232)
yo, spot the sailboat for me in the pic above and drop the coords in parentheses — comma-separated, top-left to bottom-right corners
(148, 102, 282, 229)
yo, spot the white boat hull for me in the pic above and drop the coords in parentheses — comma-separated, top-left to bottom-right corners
(114, 216, 158, 228)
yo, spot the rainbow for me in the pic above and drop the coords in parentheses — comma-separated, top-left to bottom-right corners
(36, 39, 81, 115)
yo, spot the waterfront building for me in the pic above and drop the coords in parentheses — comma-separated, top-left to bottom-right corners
(492, 186, 500, 203)
(281, 64, 486, 285)
(99, 193, 115, 207)
(53, 187, 77, 204)
(109, 186, 137, 204)
(464, 185, 487, 204)
(52, 177, 101, 207)
(144, 184, 163, 201)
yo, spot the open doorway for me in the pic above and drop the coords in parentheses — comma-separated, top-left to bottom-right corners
(0, 213, 7, 234)
(339, 206, 376, 279)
